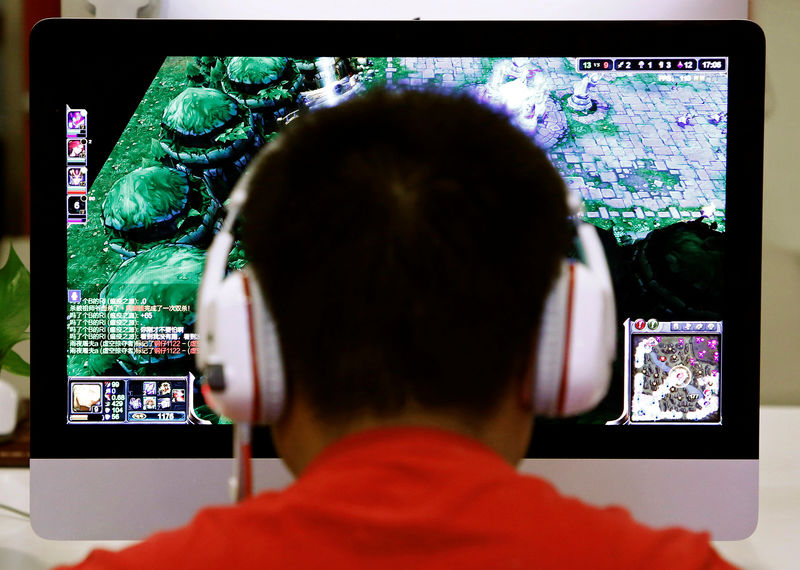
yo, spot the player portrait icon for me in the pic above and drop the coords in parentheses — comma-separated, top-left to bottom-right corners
(67, 109, 87, 133)
(172, 388, 185, 403)
(143, 381, 157, 396)
(67, 167, 87, 187)
(67, 195, 86, 216)
(129, 397, 143, 410)
(158, 382, 171, 396)
(158, 398, 171, 410)
(67, 138, 87, 162)
(143, 396, 157, 410)
(72, 383, 102, 413)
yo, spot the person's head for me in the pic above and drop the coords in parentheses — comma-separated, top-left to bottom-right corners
(242, 88, 570, 458)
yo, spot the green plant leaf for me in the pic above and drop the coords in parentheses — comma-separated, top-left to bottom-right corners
(0, 245, 30, 358)
(0, 349, 29, 376)
(193, 404, 233, 424)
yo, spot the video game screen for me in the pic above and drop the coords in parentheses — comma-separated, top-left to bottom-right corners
(64, 55, 729, 428)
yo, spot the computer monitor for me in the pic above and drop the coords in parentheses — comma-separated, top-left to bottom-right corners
(30, 19, 764, 540)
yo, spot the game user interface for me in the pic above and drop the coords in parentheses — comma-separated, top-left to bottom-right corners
(65, 56, 728, 426)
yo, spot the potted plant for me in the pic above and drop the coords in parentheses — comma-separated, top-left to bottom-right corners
(0, 244, 29, 445)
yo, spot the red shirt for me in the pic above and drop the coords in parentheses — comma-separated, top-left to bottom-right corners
(60, 427, 736, 569)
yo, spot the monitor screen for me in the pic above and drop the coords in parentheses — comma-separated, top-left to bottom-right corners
(31, 19, 764, 539)
(65, 53, 729, 428)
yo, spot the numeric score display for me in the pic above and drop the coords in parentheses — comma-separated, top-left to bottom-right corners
(578, 58, 613, 71)
(615, 59, 697, 71)
(575, 57, 727, 74)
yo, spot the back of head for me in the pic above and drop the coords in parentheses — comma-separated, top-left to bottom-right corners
(242, 88, 570, 426)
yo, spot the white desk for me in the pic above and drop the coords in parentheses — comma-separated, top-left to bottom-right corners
(1, 406, 797, 569)
(712, 406, 800, 569)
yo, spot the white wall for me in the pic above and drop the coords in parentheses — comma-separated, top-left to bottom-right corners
(1, 0, 25, 236)
(156, 0, 747, 19)
(749, 0, 800, 404)
(65, 0, 748, 19)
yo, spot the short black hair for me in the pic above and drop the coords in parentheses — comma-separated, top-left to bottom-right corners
(242, 88, 570, 425)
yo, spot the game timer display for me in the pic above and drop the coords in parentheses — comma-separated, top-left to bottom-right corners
(63, 53, 732, 427)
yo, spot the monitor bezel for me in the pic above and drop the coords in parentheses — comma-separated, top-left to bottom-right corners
(31, 19, 764, 461)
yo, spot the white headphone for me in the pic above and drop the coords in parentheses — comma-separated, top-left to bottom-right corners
(533, 191, 617, 416)
(196, 146, 617, 424)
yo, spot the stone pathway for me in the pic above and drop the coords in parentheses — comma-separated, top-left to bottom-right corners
(384, 57, 728, 239)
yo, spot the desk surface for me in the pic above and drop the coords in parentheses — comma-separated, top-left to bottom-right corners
(712, 406, 800, 569)
(1, 406, 797, 569)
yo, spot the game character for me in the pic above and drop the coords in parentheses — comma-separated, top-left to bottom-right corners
(68, 139, 86, 158)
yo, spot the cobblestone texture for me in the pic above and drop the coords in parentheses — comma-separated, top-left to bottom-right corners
(382, 57, 728, 236)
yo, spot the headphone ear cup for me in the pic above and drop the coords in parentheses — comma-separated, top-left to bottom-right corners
(202, 270, 286, 425)
(534, 259, 615, 417)
(534, 260, 571, 417)
(242, 268, 286, 424)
